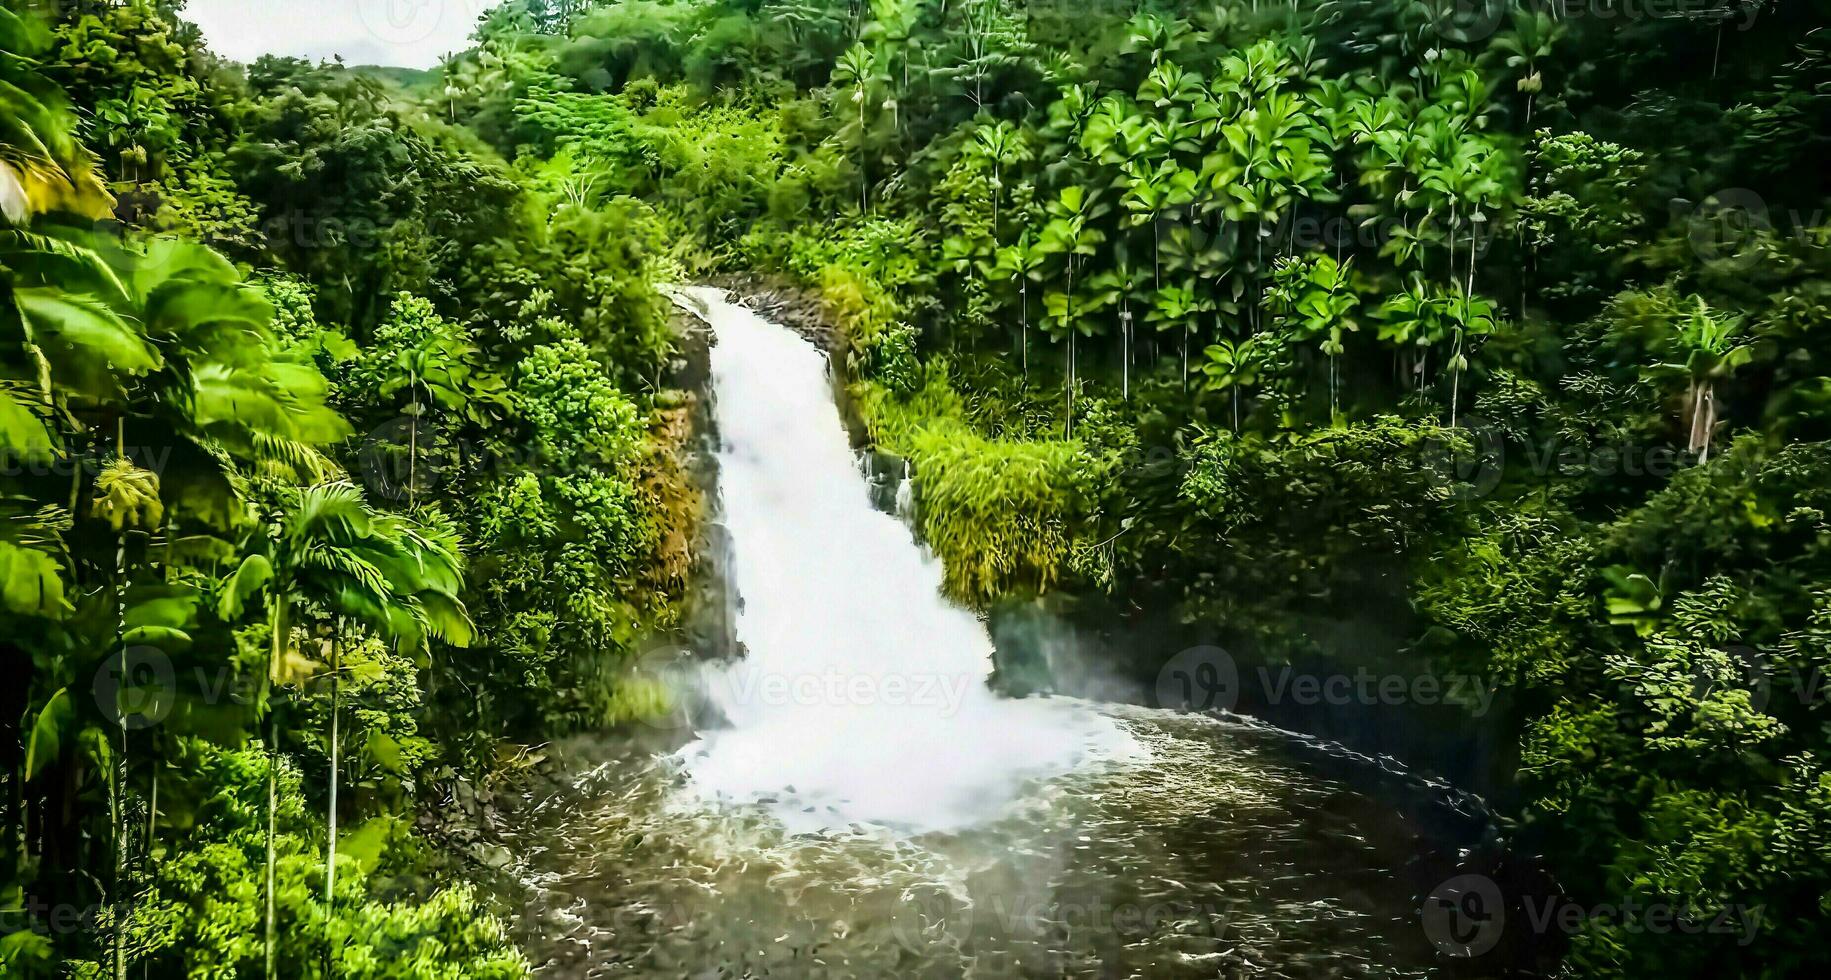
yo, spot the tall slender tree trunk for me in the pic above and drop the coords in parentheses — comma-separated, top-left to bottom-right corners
(992, 161, 1000, 239)
(1687, 380, 1718, 461)
(111, 419, 128, 980)
(1330, 354, 1339, 420)
(324, 623, 342, 908)
(1020, 283, 1029, 379)
(1448, 201, 1458, 288)
(408, 373, 419, 507)
(1153, 219, 1161, 288)
(1468, 213, 1478, 297)
(1700, 385, 1718, 462)
(1181, 326, 1189, 390)
(1121, 305, 1131, 400)
(265, 718, 277, 980)
(1449, 330, 1463, 428)
(264, 591, 286, 980)
(113, 546, 127, 980)
(1065, 260, 1076, 437)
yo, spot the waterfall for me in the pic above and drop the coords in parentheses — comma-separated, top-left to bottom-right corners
(673, 287, 1138, 834)
(893, 460, 916, 522)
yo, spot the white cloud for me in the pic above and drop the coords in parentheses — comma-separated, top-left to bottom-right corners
(184, 0, 501, 69)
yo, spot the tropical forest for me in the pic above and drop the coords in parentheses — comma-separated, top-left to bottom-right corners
(3, 0, 1829, 977)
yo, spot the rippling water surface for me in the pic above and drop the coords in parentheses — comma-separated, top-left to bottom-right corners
(497, 705, 1462, 979)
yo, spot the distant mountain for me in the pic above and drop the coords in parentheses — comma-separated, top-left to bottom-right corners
(348, 64, 444, 94)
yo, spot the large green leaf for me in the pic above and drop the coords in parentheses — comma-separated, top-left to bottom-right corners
(365, 730, 405, 774)
(0, 925, 54, 970)
(0, 387, 54, 461)
(336, 815, 407, 876)
(216, 553, 273, 621)
(122, 625, 193, 649)
(12, 286, 160, 374)
(124, 585, 201, 629)
(0, 540, 68, 618)
(23, 688, 71, 782)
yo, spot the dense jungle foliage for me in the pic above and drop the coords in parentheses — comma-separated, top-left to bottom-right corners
(2, 0, 690, 974)
(5, 0, 1831, 976)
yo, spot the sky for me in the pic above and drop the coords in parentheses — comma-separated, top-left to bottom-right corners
(184, 1, 503, 69)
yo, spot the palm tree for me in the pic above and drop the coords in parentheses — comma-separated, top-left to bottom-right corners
(969, 119, 1031, 239)
(1267, 255, 1361, 420)
(1092, 256, 1148, 399)
(1158, 223, 1228, 385)
(1035, 187, 1108, 432)
(1120, 160, 1197, 289)
(240, 482, 472, 977)
(1489, 10, 1564, 134)
(992, 231, 1046, 377)
(1122, 12, 1202, 67)
(832, 44, 884, 210)
(1146, 280, 1214, 391)
(1375, 275, 1455, 399)
(1646, 297, 1751, 463)
(1201, 336, 1269, 430)
(1444, 285, 1496, 428)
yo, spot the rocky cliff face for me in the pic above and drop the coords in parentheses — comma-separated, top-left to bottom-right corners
(660, 295, 736, 665)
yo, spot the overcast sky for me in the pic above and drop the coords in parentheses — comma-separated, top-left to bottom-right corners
(185, 1, 502, 69)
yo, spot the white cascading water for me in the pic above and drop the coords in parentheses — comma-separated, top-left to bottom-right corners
(674, 287, 1140, 834)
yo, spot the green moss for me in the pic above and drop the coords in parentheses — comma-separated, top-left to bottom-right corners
(855, 365, 1104, 602)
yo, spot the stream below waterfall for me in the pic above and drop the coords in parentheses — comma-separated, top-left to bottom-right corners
(485, 288, 1505, 978)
